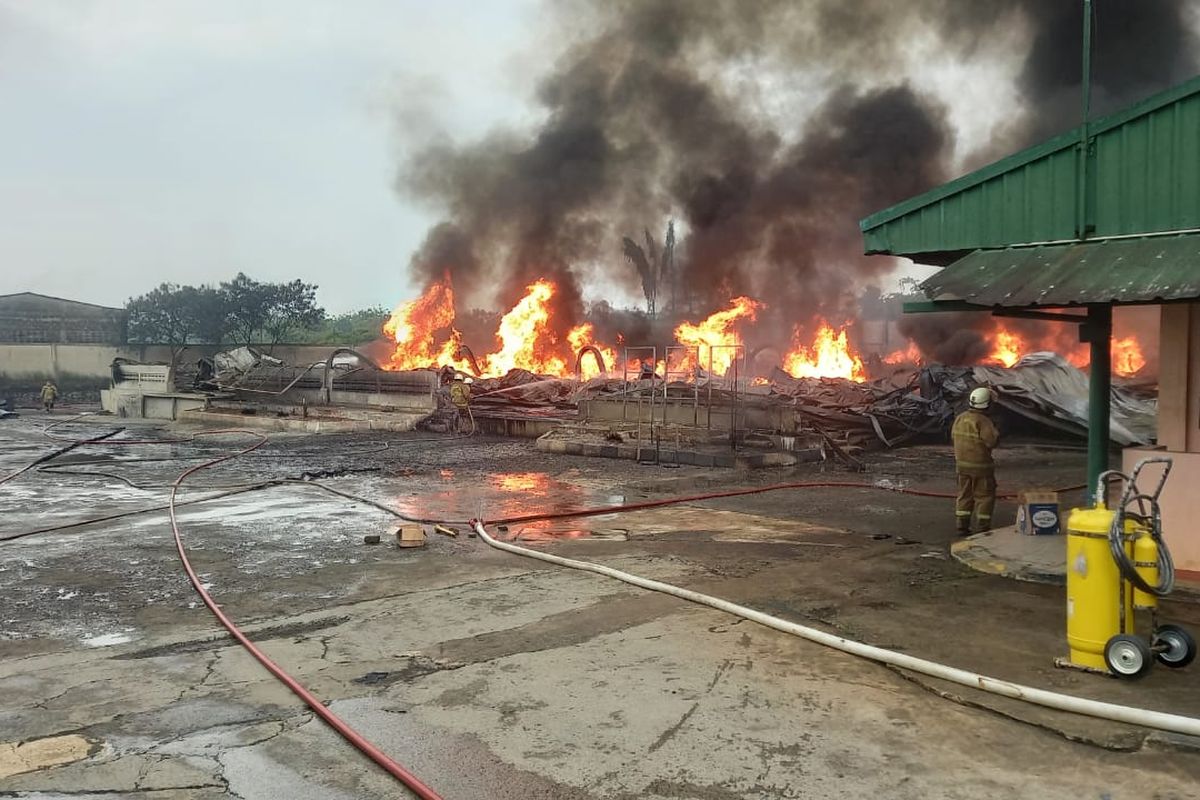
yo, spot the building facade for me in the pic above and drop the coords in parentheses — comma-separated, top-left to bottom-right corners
(0, 292, 127, 344)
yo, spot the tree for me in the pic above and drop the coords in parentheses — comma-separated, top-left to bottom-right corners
(220, 273, 273, 348)
(261, 279, 325, 348)
(288, 308, 390, 345)
(219, 273, 324, 349)
(622, 237, 656, 315)
(190, 286, 229, 345)
(125, 283, 225, 365)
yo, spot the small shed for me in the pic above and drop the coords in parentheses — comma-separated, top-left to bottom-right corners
(0, 292, 128, 344)
(860, 74, 1200, 576)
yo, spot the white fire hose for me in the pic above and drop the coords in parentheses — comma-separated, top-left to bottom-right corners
(471, 520, 1200, 738)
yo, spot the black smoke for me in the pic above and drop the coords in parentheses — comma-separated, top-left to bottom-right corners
(395, 0, 1197, 361)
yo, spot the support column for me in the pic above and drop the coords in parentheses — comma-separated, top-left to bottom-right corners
(1085, 304, 1112, 500)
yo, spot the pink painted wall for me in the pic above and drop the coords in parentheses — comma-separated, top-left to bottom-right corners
(1121, 302, 1200, 577)
(1121, 449, 1200, 576)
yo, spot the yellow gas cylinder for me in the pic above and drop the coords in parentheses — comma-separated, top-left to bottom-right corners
(1066, 505, 1133, 670)
(1132, 528, 1159, 611)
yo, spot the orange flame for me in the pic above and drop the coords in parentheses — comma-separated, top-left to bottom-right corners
(783, 321, 866, 382)
(383, 279, 474, 373)
(883, 340, 922, 365)
(988, 329, 1022, 368)
(385, 278, 581, 377)
(672, 296, 761, 376)
(1112, 336, 1146, 377)
(986, 324, 1145, 377)
(479, 279, 566, 376)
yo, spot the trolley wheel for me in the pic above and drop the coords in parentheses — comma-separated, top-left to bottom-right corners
(1152, 624, 1197, 669)
(1104, 635, 1153, 679)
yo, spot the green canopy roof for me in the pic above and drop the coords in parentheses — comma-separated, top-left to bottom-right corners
(861, 75, 1200, 267)
(919, 234, 1200, 309)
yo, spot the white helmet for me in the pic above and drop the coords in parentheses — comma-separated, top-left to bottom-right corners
(969, 387, 992, 410)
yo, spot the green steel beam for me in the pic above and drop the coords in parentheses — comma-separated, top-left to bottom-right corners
(993, 309, 1087, 324)
(1084, 304, 1112, 500)
(1077, 0, 1093, 240)
(901, 300, 993, 314)
(901, 300, 1088, 324)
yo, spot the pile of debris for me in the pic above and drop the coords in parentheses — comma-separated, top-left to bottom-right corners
(760, 352, 1156, 449)
(165, 346, 1158, 450)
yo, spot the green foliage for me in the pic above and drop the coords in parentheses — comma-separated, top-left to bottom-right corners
(221, 272, 324, 348)
(287, 308, 389, 345)
(126, 274, 327, 356)
(260, 279, 325, 347)
(125, 283, 225, 362)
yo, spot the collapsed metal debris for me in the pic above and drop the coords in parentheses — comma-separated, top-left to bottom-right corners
(107, 346, 1157, 448)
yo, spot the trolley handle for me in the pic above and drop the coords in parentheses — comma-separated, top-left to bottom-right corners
(1127, 457, 1173, 504)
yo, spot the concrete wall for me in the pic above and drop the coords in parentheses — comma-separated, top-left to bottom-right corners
(0, 343, 347, 390)
(580, 396, 798, 434)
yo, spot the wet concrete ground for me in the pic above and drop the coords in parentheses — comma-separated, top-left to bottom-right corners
(1, 409, 1199, 798)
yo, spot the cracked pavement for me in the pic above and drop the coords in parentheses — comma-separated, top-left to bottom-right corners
(2, 416, 1200, 798)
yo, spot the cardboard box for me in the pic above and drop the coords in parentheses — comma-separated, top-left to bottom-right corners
(1016, 491, 1060, 535)
(395, 525, 427, 548)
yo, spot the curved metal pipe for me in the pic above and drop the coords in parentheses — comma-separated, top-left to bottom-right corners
(456, 344, 484, 377)
(324, 348, 383, 404)
(575, 345, 607, 379)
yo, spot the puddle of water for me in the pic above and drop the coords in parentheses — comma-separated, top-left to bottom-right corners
(490, 472, 551, 492)
(393, 470, 610, 523)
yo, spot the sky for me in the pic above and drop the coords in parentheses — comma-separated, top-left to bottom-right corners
(0, 0, 543, 313)
(0, 1, 1053, 316)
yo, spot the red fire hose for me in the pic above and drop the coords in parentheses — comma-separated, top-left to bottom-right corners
(2, 418, 1087, 797)
(164, 430, 446, 800)
(482, 480, 1086, 528)
(1, 422, 446, 800)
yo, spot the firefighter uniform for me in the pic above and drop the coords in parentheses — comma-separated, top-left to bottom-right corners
(40, 381, 58, 412)
(449, 378, 471, 433)
(951, 405, 999, 534)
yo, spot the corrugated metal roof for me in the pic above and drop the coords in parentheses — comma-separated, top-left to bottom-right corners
(920, 235, 1200, 307)
(861, 75, 1200, 259)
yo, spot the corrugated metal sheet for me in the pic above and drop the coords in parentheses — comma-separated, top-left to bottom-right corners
(862, 76, 1200, 258)
(920, 235, 1200, 307)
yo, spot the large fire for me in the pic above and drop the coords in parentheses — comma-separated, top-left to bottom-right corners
(383, 279, 473, 373)
(481, 279, 565, 376)
(783, 321, 867, 382)
(985, 324, 1146, 377)
(383, 280, 1147, 384)
(672, 296, 761, 376)
(386, 278, 575, 376)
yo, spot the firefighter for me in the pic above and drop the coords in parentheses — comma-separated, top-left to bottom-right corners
(952, 386, 999, 535)
(40, 380, 59, 412)
(449, 374, 472, 433)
